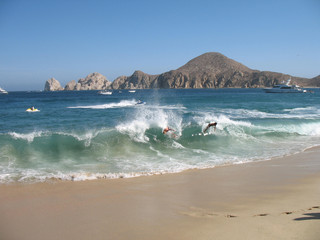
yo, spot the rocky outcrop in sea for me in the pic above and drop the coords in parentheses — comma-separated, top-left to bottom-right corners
(44, 73, 111, 91)
(44, 78, 64, 91)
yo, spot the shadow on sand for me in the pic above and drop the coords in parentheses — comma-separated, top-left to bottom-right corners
(294, 213, 320, 221)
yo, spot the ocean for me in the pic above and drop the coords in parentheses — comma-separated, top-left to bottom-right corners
(1, 88, 319, 183)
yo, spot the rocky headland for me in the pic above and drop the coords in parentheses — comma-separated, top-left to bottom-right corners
(44, 52, 320, 91)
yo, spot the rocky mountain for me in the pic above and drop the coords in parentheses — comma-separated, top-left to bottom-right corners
(44, 78, 64, 91)
(44, 53, 320, 91)
(44, 73, 111, 91)
(109, 52, 319, 89)
(296, 75, 320, 87)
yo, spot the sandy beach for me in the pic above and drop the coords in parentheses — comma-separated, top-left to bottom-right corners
(1, 147, 320, 240)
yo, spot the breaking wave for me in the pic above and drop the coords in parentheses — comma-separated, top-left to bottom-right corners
(1, 89, 319, 183)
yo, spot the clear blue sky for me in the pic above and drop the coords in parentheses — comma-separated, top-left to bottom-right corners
(0, 0, 319, 91)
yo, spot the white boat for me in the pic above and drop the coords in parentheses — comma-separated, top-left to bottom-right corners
(98, 90, 112, 95)
(0, 87, 8, 94)
(128, 90, 136, 93)
(263, 78, 307, 93)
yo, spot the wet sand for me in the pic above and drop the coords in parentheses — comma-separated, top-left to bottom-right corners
(1, 147, 320, 240)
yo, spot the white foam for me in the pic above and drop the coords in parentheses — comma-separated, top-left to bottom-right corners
(284, 106, 319, 114)
(7, 129, 110, 146)
(192, 149, 209, 154)
(146, 104, 186, 110)
(68, 100, 137, 109)
(171, 141, 185, 149)
(276, 122, 320, 136)
(8, 131, 46, 143)
(59, 128, 110, 147)
(149, 146, 169, 158)
(115, 105, 183, 142)
(116, 120, 150, 143)
(212, 107, 320, 120)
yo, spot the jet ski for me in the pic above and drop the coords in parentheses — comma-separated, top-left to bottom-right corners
(26, 107, 40, 112)
(136, 100, 145, 105)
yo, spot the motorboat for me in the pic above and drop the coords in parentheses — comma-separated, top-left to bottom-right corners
(263, 78, 307, 93)
(0, 87, 8, 94)
(128, 90, 136, 93)
(98, 90, 112, 95)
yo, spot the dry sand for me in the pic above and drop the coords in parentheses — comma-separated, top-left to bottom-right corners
(1, 147, 320, 240)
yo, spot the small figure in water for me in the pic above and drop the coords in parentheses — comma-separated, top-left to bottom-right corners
(31, 106, 35, 111)
(136, 99, 146, 105)
(203, 122, 217, 133)
(163, 126, 177, 138)
(163, 127, 174, 134)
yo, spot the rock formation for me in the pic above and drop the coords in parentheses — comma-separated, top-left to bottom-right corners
(111, 71, 158, 89)
(109, 52, 319, 89)
(44, 78, 64, 91)
(64, 80, 77, 91)
(44, 73, 111, 91)
(44, 53, 320, 91)
(76, 72, 111, 90)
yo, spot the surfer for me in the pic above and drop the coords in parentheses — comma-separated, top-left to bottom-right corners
(163, 126, 177, 138)
(163, 127, 174, 134)
(203, 122, 217, 133)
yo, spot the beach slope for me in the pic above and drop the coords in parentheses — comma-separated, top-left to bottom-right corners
(1, 147, 320, 240)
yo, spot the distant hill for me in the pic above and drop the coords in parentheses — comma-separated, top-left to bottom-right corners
(44, 53, 320, 91)
(296, 75, 320, 87)
(109, 52, 319, 89)
(177, 52, 251, 74)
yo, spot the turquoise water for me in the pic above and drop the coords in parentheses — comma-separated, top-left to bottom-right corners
(1, 89, 319, 183)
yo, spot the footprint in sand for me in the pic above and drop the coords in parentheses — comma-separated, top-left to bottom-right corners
(307, 206, 319, 210)
(181, 207, 219, 218)
(254, 213, 269, 217)
(282, 211, 293, 215)
(182, 205, 320, 219)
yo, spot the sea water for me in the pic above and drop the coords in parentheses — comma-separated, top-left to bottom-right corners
(0, 89, 319, 183)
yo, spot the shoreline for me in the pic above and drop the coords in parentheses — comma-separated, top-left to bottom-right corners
(1, 147, 320, 239)
(3, 144, 320, 184)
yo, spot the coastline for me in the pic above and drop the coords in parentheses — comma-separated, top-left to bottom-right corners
(1, 147, 320, 240)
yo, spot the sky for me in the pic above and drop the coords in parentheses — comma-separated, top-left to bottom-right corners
(0, 0, 319, 91)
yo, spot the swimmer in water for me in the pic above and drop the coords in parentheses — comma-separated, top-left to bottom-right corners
(203, 122, 217, 133)
(163, 127, 177, 138)
(163, 127, 174, 134)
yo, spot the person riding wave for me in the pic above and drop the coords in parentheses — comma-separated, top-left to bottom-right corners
(203, 122, 217, 133)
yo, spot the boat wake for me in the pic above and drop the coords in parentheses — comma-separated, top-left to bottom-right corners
(68, 100, 138, 109)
